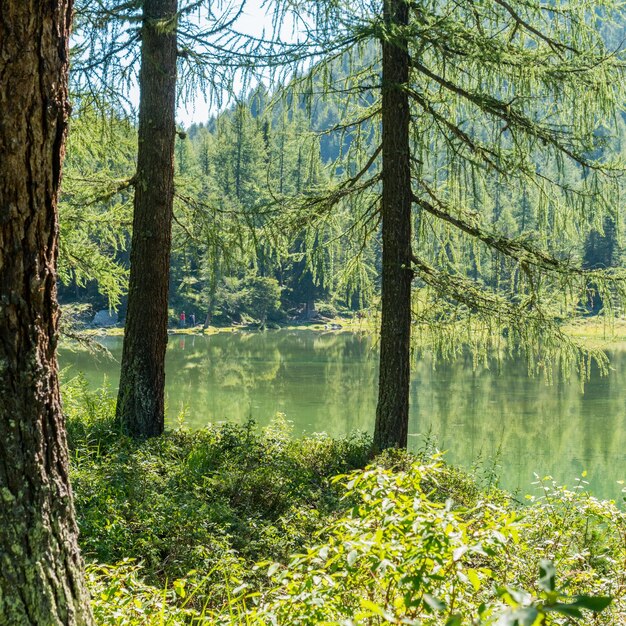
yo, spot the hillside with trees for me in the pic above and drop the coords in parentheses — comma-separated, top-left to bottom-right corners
(59, 52, 626, 330)
(3, 0, 626, 624)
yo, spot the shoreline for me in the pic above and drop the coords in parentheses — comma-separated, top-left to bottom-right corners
(76, 316, 626, 348)
(79, 315, 377, 338)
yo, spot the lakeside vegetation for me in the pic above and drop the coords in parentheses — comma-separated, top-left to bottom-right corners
(66, 380, 625, 624)
(4, 0, 626, 623)
(77, 315, 626, 351)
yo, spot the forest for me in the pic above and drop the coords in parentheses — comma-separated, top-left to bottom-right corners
(2, 0, 626, 624)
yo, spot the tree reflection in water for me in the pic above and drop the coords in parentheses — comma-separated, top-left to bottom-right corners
(60, 332, 626, 500)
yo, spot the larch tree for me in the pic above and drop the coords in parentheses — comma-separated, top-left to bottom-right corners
(273, 0, 626, 451)
(115, 0, 179, 438)
(0, 0, 94, 623)
(58, 103, 136, 312)
(376, 0, 413, 449)
(71, 0, 286, 438)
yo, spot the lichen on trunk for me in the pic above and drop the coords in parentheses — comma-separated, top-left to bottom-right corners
(0, 0, 94, 622)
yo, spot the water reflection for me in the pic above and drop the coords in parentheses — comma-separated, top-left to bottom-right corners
(60, 331, 626, 500)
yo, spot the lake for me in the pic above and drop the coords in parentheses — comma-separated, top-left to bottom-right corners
(60, 330, 626, 501)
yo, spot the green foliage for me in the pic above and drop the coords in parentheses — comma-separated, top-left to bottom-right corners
(212, 277, 247, 321)
(62, 0, 626, 367)
(58, 101, 134, 310)
(266, 0, 626, 377)
(223, 464, 623, 624)
(241, 275, 282, 323)
(87, 560, 218, 625)
(315, 301, 339, 318)
(82, 458, 625, 624)
(63, 381, 626, 624)
(246, 460, 518, 624)
(494, 559, 612, 625)
(211, 274, 282, 323)
(64, 372, 120, 456)
(64, 377, 371, 586)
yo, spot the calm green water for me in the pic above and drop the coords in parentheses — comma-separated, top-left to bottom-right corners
(60, 330, 626, 501)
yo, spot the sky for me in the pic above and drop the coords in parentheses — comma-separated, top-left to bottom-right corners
(175, 0, 302, 127)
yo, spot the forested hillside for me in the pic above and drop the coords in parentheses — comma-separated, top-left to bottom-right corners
(58, 42, 626, 330)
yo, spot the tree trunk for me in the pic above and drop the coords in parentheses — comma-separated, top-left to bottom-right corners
(0, 1, 94, 623)
(116, 0, 178, 438)
(373, 0, 413, 452)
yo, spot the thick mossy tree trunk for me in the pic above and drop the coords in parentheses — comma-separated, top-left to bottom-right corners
(117, 0, 178, 438)
(0, 1, 94, 624)
(373, 0, 413, 452)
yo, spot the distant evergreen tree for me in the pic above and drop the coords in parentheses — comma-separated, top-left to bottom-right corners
(583, 216, 620, 313)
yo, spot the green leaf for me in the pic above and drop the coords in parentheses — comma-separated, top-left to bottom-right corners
(538, 559, 556, 592)
(498, 586, 530, 606)
(445, 614, 462, 626)
(346, 549, 358, 567)
(172, 579, 186, 598)
(499, 606, 541, 626)
(467, 568, 481, 591)
(359, 598, 385, 617)
(423, 593, 446, 612)
(569, 595, 612, 612)
(544, 604, 582, 619)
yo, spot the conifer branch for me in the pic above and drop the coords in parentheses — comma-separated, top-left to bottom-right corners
(406, 88, 503, 173)
(346, 144, 382, 189)
(409, 253, 608, 377)
(410, 59, 615, 170)
(412, 184, 626, 282)
(491, 0, 578, 54)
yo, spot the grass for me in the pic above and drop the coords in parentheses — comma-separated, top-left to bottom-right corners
(79, 311, 378, 338)
(562, 317, 626, 346)
(65, 375, 372, 584)
(81, 314, 626, 352)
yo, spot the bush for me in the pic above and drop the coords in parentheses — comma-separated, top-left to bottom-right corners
(241, 275, 281, 323)
(62, 381, 625, 624)
(236, 462, 618, 625)
(315, 301, 338, 319)
(65, 382, 371, 600)
(84, 462, 623, 625)
(63, 373, 120, 457)
(212, 274, 282, 324)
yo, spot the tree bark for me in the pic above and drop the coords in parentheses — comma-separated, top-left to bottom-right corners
(117, 0, 178, 438)
(373, 0, 413, 452)
(0, 1, 94, 623)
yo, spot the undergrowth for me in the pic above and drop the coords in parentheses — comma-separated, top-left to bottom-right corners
(63, 376, 626, 624)
(64, 376, 372, 586)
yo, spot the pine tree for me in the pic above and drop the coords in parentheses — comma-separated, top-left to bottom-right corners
(116, 0, 178, 438)
(583, 216, 620, 313)
(58, 102, 136, 311)
(374, 0, 413, 451)
(71, 0, 285, 437)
